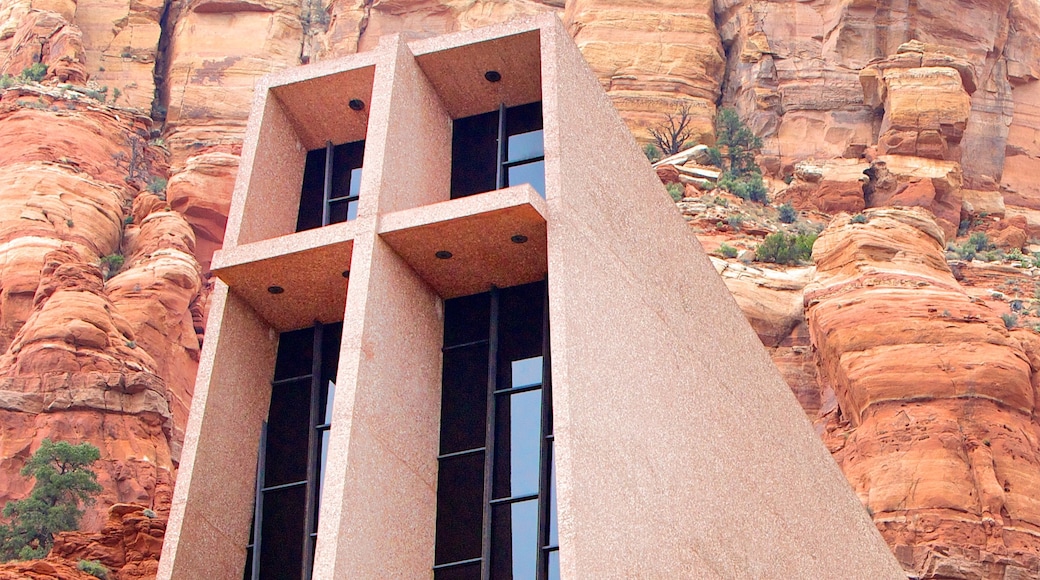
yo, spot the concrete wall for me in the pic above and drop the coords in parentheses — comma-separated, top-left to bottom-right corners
(539, 18, 905, 579)
(158, 284, 278, 579)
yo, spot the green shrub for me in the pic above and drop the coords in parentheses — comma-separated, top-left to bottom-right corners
(718, 171, 767, 203)
(1002, 313, 1018, 330)
(100, 254, 124, 280)
(666, 182, 684, 202)
(0, 75, 13, 90)
(643, 143, 662, 163)
(77, 559, 108, 579)
(966, 232, 992, 253)
(777, 203, 797, 224)
(756, 231, 818, 265)
(718, 243, 738, 259)
(147, 177, 167, 194)
(726, 215, 744, 230)
(0, 440, 102, 561)
(850, 213, 868, 224)
(707, 109, 762, 173)
(19, 63, 47, 82)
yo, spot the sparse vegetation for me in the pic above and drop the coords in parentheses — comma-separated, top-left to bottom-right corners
(778, 203, 797, 224)
(707, 109, 767, 203)
(649, 102, 697, 156)
(755, 231, 818, 265)
(147, 176, 168, 195)
(718, 243, 738, 259)
(666, 182, 684, 202)
(0, 440, 102, 561)
(850, 213, 868, 224)
(100, 254, 125, 280)
(1002, 313, 1019, 330)
(953, 231, 994, 261)
(0, 75, 13, 90)
(726, 215, 744, 231)
(19, 63, 47, 82)
(77, 559, 109, 579)
(643, 143, 662, 163)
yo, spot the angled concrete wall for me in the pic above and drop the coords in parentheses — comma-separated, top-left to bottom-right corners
(161, 14, 906, 580)
(538, 17, 904, 578)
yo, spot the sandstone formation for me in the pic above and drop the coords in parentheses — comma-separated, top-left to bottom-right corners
(0, 86, 201, 533)
(807, 207, 1040, 578)
(1, 0, 1040, 578)
(565, 0, 724, 144)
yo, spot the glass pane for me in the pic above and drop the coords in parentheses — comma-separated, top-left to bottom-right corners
(327, 199, 353, 225)
(274, 327, 314, 381)
(349, 167, 363, 198)
(494, 389, 542, 499)
(322, 381, 336, 425)
(444, 293, 491, 346)
(243, 546, 254, 580)
(440, 344, 489, 455)
(296, 148, 327, 233)
(435, 452, 486, 565)
(548, 442, 557, 548)
(491, 499, 538, 580)
(434, 562, 481, 580)
(319, 322, 342, 390)
(259, 485, 306, 580)
(331, 140, 364, 200)
(548, 550, 560, 580)
(265, 379, 310, 487)
(451, 110, 499, 198)
(507, 160, 545, 197)
(316, 428, 330, 527)
(511, 357, 542, 389)
(507, 130, 543, 163)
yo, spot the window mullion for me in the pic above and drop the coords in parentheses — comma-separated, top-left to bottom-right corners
(495, 103, 506, 190)
(536, 278, 552, 580)
(250, 421, 267, 580)
(480, 286, 500, 580)
(300, 322, 324, 580)
(321, 141, 333, 226)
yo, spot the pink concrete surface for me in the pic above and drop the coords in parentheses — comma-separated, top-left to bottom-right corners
(361, 35, 453, 215)
(539, 17, 905, 578)
(157, 283, 278, 580)
(312, 234, 443, 578)
(226, 87, 308, 246)
(213, 221, 356, 331)
(411, 28, 542, 119)
(379, 184, 548, 298)
(163, 13, 906, 580)
(270, 64, 375, 151)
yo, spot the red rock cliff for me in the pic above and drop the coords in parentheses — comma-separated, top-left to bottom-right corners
(0, 0, 1040, 578)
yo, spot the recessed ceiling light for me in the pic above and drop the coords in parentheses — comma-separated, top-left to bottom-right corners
(348, 99, 365, 111)
(484, 70, 502, 83)
(511, 234, 528, 244)
(267, 285, 284, 294)
(435, 250, 453, 259)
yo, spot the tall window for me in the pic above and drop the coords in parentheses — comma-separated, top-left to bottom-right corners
(434, 281, 559, 580)
(297, 140, 364, 232)
(245, 322, 342, 580)
(450, 102, 544, 199)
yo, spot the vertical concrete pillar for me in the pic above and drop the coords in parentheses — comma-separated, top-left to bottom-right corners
(312, 36, 448, 579)
(538, 19, 905, 579)
(158, 283, 278, 580)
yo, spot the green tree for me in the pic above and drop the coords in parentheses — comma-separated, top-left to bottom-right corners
(708, 109, 768, 203)
(0, 440, 102, 561)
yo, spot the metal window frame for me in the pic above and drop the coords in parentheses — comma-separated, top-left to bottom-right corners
(247, 322, 330, 580)
(435, 281, 554, 580)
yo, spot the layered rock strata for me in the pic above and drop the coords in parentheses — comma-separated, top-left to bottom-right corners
(807, 207, 1040, 578)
